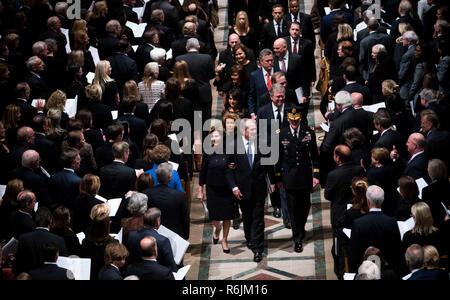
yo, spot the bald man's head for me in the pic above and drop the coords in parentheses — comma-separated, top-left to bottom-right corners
(334, 145, 351, 164)
(22, 149, 40, 169)
(140, 236, 157, 258)
(228, 33, 240, 48)
(407, 132, 425, 155)
(273, 38, 287, 58)
(351, 92, 364, 108)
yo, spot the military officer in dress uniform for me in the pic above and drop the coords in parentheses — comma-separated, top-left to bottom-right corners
(275, 107, 320, 252)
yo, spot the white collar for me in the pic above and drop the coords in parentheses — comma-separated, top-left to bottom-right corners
(290, 126, 299, 135)
(369, 208, 382, 212)
(36, 227, 49, 231)
(262, 68, 273, 77)
(109, 264, 119, 270)
(273, 19, 283, 26)
(346, 81, 357, 85)
(380, 128, 390, 137)
(272, 103, 284, 114)
(17, 98, 27, 102)
(64, 168, 75, 173)
(113, 160, 125, 164)
(30, 71, 41, 79)
(44, 262, 57, 265)
(143, 258, 157, 262)
(402, 268, 421, 280)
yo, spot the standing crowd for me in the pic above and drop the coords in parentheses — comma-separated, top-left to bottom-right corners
(0, 0, 448, 280)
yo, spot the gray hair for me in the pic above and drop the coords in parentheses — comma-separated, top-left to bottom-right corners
(44, 38, 58, 53)
(405, 244, 424, 269)
(22, 150, 40, 168)
(55, 2, 68, 14)
(269, 83, 285, 97)
(186, 38, 200, 50)
(143, 207, 161, 227)
(403, 30, 418, 43)
(357, 260, 381, 280)
(47, 16, 60, 29)
(150, 48, 166, 61)
(427, 159, 447, 180)
(366, 185, 384, 208)
(106, 20, 121, 34)
(258, 48, 273, 61)
(399, 0, 412, 14)
(26, 56, 40, 71)
(32, 42, 47, 56)
(155, 162, 173, 184)
(127, 192, 148, 215)
(419, 88, 437, 104)
(334, 91, 353, 109)
(372, 44, 386, 53)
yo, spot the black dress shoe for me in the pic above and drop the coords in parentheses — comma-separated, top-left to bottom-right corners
(294, 242, 303, 253)
(222, 246, 231, 254)
(213, 236, 219, 244)
(253, 252, 263, 262)
(273, 208, 281, 218)
(284, 221, 291, 229)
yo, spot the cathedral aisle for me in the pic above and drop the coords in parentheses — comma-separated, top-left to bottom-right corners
(184, 0, 337, 280)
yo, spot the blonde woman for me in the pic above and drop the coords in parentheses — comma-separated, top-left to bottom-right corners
(84, 84, 112, 130)
(229, 11, 258, 52)
(138, 62, 165, 110)
(124, 80, 150, 125)
(87, 1, 108, 38)
(45, 108, 67, 148)
(45, 89, 69, 128)
(93, 60, 120, 109)
(402, 202, 442, 253)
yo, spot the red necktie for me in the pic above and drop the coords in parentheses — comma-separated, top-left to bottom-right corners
(266, 72, 272, 91)
(293, 41, 298, 54)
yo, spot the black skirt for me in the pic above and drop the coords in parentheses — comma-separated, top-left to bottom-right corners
(206, 185, 234, 221)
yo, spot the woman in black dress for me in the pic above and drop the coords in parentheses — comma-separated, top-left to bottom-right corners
(197, 128, 234, 253)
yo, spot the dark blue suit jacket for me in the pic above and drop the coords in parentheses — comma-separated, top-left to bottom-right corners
(248, 68, 270, 115)
(51, 169, 81, 212)
(29, 263, 73, 280)
(349, 211, 402, 273)
(12, 167, 52, 207)
(118, 114, 147, 148)
(98, 264, 123, 280)
(125, 260, 175, 280)
(408, 268, 443, 280)
(126, 226, 177, 272)
(402, 152, 428, 180)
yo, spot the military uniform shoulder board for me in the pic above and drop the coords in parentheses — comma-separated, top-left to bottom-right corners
(310, 126, 315, 131)
(276, 129, 280, 134)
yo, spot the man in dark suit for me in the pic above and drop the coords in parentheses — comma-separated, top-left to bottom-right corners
(389, 0, 422, 41)
(11, 82, 41, 127)
(404, 244, 441, 280)
(37, 16, 68, 62)
(372, 109, 407, 157)
(324, 145, 364, 278)
(283, 0, 315, 45)
(358, 18, 391, 81)
(50, 148, 81, 213)
(126, 207, 177, 271)
(145, 0, 179, 33)
(420, 109, 450, 170)
(106, 39, 138, 96)
(10, 191, 36, 239)
(176, 38, 215, 123)
(390, 132, 428, 180)
(261, 4, 289, 50)
(98, 20, 121, 60)
(283, 22, 316, 90)
(25, 56, 49, 101)
(29, 243, 74, 280)
(99, 141, 137, 199)
(257, 83, 294, 222)
(170, 22, 207, 60)
(135, 30, 157, 77)
(225, 119, 275, 263)
(276, 107, 320, 252)
(273, 38, 310, 99)
(12, 150, 52, 208)
(398, 30, 418, 101)
(11, 126, 35, 169)
(342, 65, 372, 105)
(322, 91, 370, 154)
(248, 49, 275, 118)
(349, 185, 403, 273)
(319, 0, 353, 44)
(126, 236, 175, 280)
(142, 163, 189, 240)
(95, 123, 124, 170)
(31, 114, 60, 174)
(15, 207, 68, 275)
(144, 9, 176, 51)
(118, 97, 147, 148)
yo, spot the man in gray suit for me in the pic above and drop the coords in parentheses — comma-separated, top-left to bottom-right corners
(398, 31, 418, 102)
(176, 38, 215, 124)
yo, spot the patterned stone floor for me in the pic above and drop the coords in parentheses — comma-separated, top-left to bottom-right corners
(183, 0, 337, 280)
